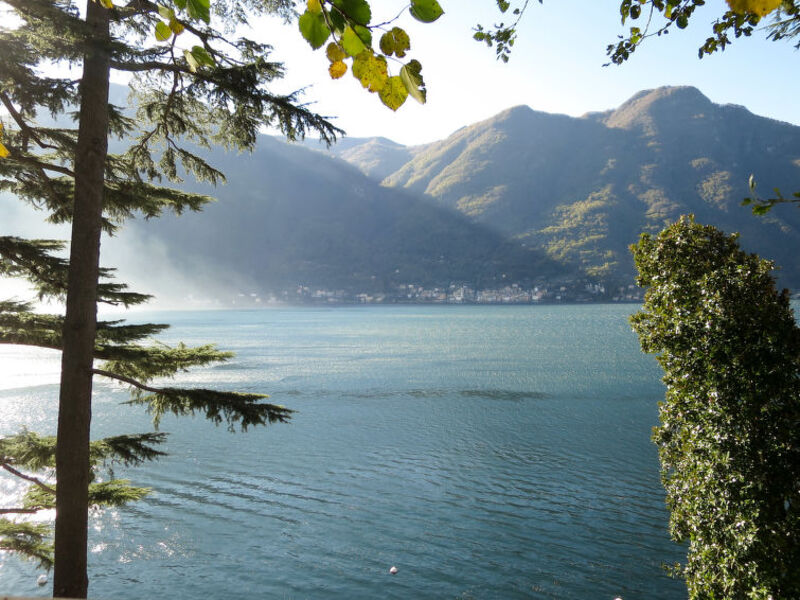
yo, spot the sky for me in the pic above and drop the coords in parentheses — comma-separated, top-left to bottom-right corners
(242, 0, 800, 146)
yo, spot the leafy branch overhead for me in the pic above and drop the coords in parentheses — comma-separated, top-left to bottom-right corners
(608, 0, 795, 64)
(298, 0, 442, 111)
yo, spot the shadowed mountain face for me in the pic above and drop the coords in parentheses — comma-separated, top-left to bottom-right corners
(336, 86, 800, 285)
(125, 135, 564, 294)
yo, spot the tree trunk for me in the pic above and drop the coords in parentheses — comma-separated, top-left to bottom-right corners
(53, 1, 110, 597)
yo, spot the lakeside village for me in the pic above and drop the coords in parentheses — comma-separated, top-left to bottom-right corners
(223, 278, 649, 307)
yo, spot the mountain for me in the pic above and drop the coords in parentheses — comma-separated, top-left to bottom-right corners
(319, 136, 422, 181)
(7, 85, 799, 299)
(123, 134, 563, 296)
(361, 86, 800, 284)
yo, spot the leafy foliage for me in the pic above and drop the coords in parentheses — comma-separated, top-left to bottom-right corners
(742, 174, 800, 214)
(630, 216, 800, 599)
(297, 0, 441, 110)
(473, 0, 538, 63)
(602, 0, 798, 65)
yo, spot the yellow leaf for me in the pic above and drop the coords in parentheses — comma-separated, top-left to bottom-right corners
(0, 142, 9, 159)
(97, 0, 114, 7)
(378, 75, 408, 111)
(352, 51, 387, 93)
(169, 17, 185, 35)
(307, 0, 322, 13)
(329, 60, 347, 79)
(725, 0, 781, 15)
(326, 42, 346, 63)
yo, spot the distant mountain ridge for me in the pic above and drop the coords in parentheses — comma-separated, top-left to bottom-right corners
(326, 86, 800, 285)
(62, 85, 800, 299)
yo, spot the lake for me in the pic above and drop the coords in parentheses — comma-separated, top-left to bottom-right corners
(0, 304, 686, 599)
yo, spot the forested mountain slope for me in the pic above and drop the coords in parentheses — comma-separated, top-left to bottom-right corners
(340, 87, 800, 284)
(6, 86, 798, 297)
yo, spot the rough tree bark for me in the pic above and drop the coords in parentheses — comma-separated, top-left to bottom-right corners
(52, 1, 111, 597)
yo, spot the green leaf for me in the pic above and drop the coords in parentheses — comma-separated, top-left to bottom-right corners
(192, 45, 214, 66)
(354, 24, 372, 46)
(173, 0, 186, 9)
(400, 59, 426, 104)
(155, 21, 172, 41)
(753, 204, 770, 215)
(298, 10, 331, 50)
(329, 9, 346, 33)
(409, 0, 444, 23)
(186, 0, 210, 23)
(184, 50, 199, 72)
(379, 31, 395, 56)
(184, 45, 214, 72)
(333, 0, 371, 25)
(341, 25, 366, 56)
(157, 4, 174, 19)
(380, 27, 411, 58)
(379, 76, 408, 111)
(352, 51, 388, 93)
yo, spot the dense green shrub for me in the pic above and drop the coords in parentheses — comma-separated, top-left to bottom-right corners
(630, 216, 800, 599)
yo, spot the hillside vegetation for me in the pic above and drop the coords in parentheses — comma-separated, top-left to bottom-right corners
(117, 86, 800, 294)
(341, 86, 800, 285)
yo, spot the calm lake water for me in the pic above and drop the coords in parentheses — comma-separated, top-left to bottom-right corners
(1, 304, 687, 599)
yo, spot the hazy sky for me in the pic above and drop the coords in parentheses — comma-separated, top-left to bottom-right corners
(242, 0, 800, 146)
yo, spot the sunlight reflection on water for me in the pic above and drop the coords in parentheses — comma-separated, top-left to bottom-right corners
(0, 346, 61, 391)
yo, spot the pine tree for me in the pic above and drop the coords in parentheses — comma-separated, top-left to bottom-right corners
(0, 0, 340, 596)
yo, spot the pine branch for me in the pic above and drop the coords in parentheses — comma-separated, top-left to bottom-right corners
(92, 432, 168, 467)
(92, 367, 168, 394)
(87, 480, 152, 506)
(0, 302, 235, 382)
(0, 429, 57, 470)
(93, 367, 293, 430)
(96, 342, 234, 380)
(0, 518, 53, 570)
(0, 300, 64, 349)
(24, 480, 152, 510)
(11, 154, 75, 178)
(0, 462, 56, 495)
(0, 92, 59, 151)
(96, 322, 171, 345)
(1, 429, 167, 472)
(131, 387, 294, 431)
(0, 236, 153, 305)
